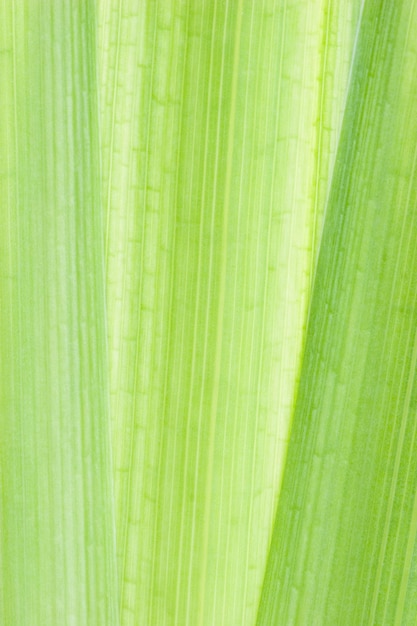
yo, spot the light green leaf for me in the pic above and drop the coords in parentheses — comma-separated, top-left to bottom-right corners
(257, 1, 417, 623)
(0, 2, 118, 623)
(98, 1, 360, 623)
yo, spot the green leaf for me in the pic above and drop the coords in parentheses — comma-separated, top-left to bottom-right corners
(0, 2, 118, 623)
(5, 1, 416, 624)
(257, 1, 417, 623)
(98, 1, 360, 623)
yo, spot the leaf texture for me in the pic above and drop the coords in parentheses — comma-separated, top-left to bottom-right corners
(0, 2, 118, 623)
(98, 1, 360, 623)
(257, 1, 417, 623)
